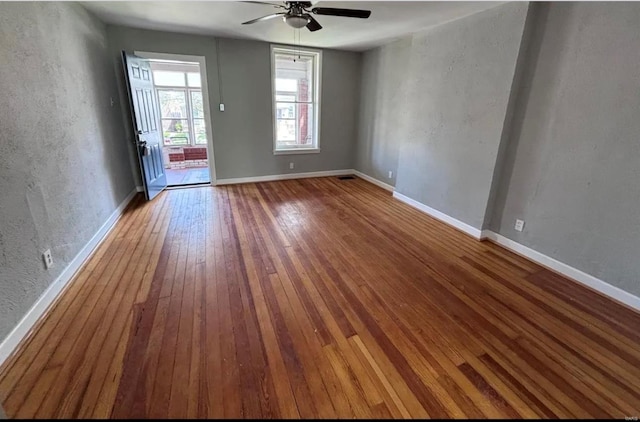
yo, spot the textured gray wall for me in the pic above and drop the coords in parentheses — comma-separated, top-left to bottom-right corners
(395, 2, 528, 229)
(355, 38, 411, 186)
(0, 3, 134, 342)
(481, 2, 536, 229)
(355, 3, 528, 229)
(106, 26, 361, 182)
(490, 2, 640, 296)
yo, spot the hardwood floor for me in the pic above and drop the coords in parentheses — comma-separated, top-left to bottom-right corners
(1, 176, 639, 418)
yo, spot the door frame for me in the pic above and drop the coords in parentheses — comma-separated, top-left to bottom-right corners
(134, 51, 217, 185)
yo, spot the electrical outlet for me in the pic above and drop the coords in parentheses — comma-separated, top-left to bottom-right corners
(219, 103, 225, 112)
(110, 97, 115, 107)
(289, 162, 294, 170)
(388, 171, 393, 179)
(43, 249, 53, 269)
(514, 219, 525, 232)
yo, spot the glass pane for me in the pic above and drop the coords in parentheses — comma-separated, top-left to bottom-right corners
(187, 72, 201, 88)
(296, 103, 314, 146)
(190, 91, 204, 118)
(275, 104, 315, 149)
(276, 119, 296, 143)
(153, 70, 186, 87)
(194, 118, 207, 145)
(275, 78, 297, 92)
(274, 52, 314, 101)
(158, 90, 187, 118)
(276, 102, 295, 119)
(162, 119, 190, 145)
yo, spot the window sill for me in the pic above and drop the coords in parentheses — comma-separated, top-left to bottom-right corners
(274, 148, 321, 155)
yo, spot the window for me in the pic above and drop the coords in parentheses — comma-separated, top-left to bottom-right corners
(152, 68, 207, 146)
(271, 46, 321, 154)
(158, 89, 190, 145)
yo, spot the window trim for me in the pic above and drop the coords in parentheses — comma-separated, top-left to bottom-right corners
(270, 45, 322, 155)
(156, 86, 207, 146)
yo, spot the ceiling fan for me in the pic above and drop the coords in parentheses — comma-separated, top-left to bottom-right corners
(241, 1, 371, 32)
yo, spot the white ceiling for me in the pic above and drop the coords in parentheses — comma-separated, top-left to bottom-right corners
(82, 1, 505, 51)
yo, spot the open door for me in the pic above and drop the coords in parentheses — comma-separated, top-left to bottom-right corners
(122, 52, 167, 200)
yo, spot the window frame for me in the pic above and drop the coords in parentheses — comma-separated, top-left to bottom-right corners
(270, 45, 322, 155)
(155, 84, 206, 147)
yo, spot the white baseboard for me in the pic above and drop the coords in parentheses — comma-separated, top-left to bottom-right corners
(482, 231, 640, 312)
(0, 188, 139, 366)
(216, 169, 396, 192)
(391, 192, 640, 312)
(392, 192, 484, 240)
(136, 185, 144, 192)
(215, 169, 353, 185)
(352, 170, 395, 192)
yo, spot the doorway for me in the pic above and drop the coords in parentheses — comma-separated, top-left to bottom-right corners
(135, 51, 216, 187)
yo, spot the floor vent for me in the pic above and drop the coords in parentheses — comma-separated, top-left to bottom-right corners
(337, 175, 355, 180)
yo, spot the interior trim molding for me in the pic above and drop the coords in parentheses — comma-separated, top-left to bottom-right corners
(216, 169, 353, 185)
(352, 170, 395, 192)
(0, 188, 139, 367)
(392, 191, 484, 240)
(482, 231, 640, 312)
(136, 185, 144, 192)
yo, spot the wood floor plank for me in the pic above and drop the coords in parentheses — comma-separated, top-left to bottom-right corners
(230, 186, 339, 416)
(259, 186, 432, 419)
(276, 183, 508, 417)
(223, 187, 276, 418)
(70, 194, 174, 418)
(349, 335, 412, 419)
(110, 188, 187, 418)
(238, 184, 377, 418)
(13, 195, 158, 418)
(272, 181, 465, 418)
(0, 195, 145, 397)
(52, 194, 172, 418)
(150, 190, 200, 419)
(220, 188, 299, 419)
(1, 177, 639, 419)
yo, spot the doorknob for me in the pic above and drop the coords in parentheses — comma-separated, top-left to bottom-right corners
(136, 130, 146, 146)
(138, 138, 151, 156)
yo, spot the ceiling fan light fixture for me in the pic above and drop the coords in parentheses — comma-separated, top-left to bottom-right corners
(242, 2, 371, 32)
(284, 14, 309, 29)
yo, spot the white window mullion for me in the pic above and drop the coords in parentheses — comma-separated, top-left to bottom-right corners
(184, 87, 193, 146)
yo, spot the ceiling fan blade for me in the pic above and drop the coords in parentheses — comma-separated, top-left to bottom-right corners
(242, 12, 286, 25)
(241, 1, 286, 8)
(306, 15, 322, 32)
(311, 7, 371, 18)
